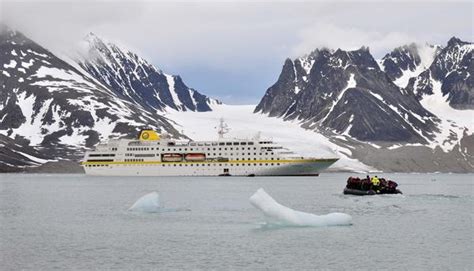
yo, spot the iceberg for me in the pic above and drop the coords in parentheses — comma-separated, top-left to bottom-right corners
(249, 188, 352, 227)
(128, 191, 161, 212)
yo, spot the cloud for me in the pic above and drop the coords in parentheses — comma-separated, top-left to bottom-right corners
(291, 23, 416, 58)
(1, 0, 472, 103)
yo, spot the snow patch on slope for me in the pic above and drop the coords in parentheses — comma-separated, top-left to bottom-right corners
(33, 66, 95, 88)
(320, 73, 356, 123)
(165, 74, 182, 110)
(420, 78, 474, 151)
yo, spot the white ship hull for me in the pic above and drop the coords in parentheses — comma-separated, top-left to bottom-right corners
(83, 159, 337, 176)
(82, 129, 338, 177)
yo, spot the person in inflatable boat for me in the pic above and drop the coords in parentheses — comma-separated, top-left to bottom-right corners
(371, 176, 380, 192)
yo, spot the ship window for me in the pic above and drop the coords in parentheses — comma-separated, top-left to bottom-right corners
(230, 148, 233, 150)
(254, 158, 257, 160)
(233, 142, 239, 145)
(198, 143, 203, 146)
(241, 142, 247, 145)
(179, 164, 182, 166)
(248, 153, 251, 155)
(219, 148, 221, 150)
(219, 153, 221, 156)
(226, 142, 232, 145)
(236, 158, 239, 161)
(207, 148, 210, 151)
(265, 163, 268, 166)
(259, 163, 262, 166)
(219, 142, 225, 146)
(277, 163, 280, 165)
(248, 142, 254, 145)
(271, 158, 274, 160)
(224, 148, 227, 150)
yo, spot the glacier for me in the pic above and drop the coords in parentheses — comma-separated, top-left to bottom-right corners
(166, 104, 374, 172)
(249, 188, 352, 227)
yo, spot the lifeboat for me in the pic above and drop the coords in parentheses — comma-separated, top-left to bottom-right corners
(161, 153, 183, 162)
(185, 153, 206, 161)
(343, 176, 402, 196)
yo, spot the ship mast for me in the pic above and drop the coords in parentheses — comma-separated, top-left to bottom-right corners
(216, 118, 230, 140)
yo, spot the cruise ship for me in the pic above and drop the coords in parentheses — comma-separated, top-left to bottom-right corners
(82, 120, 338, 176)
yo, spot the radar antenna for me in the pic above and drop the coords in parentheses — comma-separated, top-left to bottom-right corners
(216, 118, 230, 139)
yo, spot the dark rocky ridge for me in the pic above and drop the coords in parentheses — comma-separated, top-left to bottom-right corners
(255, 47, 439, 143)
(381, 43, 421, 82)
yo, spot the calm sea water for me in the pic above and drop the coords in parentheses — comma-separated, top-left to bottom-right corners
(0, 173, 472, 270)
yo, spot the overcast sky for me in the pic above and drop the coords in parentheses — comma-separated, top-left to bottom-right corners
(1, 0, 472, 104)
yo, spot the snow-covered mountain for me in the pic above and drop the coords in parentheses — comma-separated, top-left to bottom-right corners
(255, 37, 473, 172)
(255, 47, 438, 143)
(407, 37, 473, 109)
(78, 33, 219, 112)
(380, 43, 440, 88)
(0, 26, 219, 172)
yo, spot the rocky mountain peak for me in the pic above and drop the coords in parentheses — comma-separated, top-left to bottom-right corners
(447, 36, 469, 47)
(256, 44, 438, 143)
(77, 33, 218, 112)
(407, 37, 473, 109)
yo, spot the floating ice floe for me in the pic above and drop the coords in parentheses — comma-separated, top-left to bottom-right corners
(128, 191, 191, 213)
(129, 191, 161, 213)
(249, 188, 352, 227)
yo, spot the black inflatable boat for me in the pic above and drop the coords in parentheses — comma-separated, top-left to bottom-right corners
(343, 176, 402, 196)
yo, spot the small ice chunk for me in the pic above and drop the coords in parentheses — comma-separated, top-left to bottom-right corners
(249, 188, 352, 227)
(129, 192, 161, 212)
